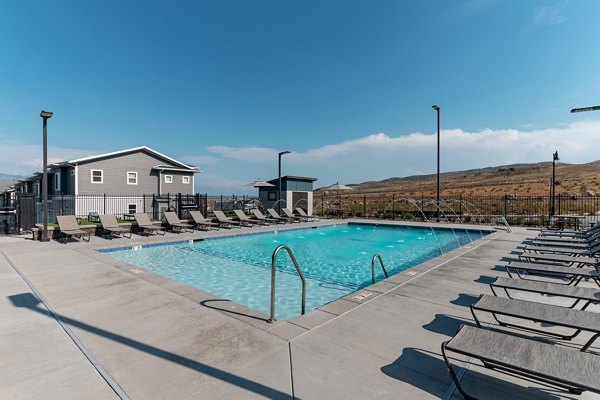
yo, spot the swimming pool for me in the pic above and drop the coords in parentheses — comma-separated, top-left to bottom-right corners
(104, 223, 490, 320)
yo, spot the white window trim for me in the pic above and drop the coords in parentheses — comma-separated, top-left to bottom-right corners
(128, 203, 137, 214)
(70, 169, 75, 176)
(91, 169, 103, 184)
(182, 176, 190, 184)
(127, 171, 138, 185)
(165, 175, 173, 184)
(54, 173, 61, 191)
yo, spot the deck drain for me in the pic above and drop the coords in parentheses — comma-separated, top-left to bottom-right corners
(129, 268, 145, 274)
(406, 271, 418, 276)
(352, 292, 372, 301)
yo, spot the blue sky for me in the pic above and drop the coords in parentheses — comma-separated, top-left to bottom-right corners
(1, 0, 599, 194)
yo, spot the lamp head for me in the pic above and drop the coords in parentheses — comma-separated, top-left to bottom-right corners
(279, 150, 291, 156)
(40, 110, 53, 119)
(432, 105, 440, 111)
(553, 151, 559, 161)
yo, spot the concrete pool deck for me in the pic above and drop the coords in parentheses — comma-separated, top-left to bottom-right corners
(1, 219, 599, 399)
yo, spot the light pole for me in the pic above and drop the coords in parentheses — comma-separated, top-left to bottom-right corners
(278, 151, 290, 214)
(432, 105, 440, 221)
(550, 151, 559, 216)
(40, 110, 53, 242)
(571, 106, 600, 113)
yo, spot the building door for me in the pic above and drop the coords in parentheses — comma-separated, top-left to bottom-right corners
(18, 193, 35, 230)
(291, 192, 308, 212)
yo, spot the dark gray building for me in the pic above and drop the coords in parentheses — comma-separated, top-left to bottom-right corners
(258, 176, 317, 215)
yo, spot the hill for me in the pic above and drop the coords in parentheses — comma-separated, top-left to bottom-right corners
(317, 161, 600, 197)
(0, 173, 23, 192)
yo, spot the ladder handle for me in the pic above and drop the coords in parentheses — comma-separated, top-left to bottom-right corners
(371, 254, 389, 284)
(269, 245, 307, 322)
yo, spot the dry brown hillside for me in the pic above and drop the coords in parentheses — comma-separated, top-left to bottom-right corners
(318, 161, 600, 197)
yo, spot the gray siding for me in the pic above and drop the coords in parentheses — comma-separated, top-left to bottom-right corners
(76, 150, 195, 195)
(159, 170, 194, 195)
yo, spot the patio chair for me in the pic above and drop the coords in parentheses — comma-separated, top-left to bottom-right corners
(163, 211, 194, 233)
(56, 215, 91, 243)
(267, 208, 293, 223)
(251, 209, 278, 224)
(490, 276, 600, 309)
(99, 214, 132, 239)
(213, 210, 243, 228)
(442, 325, 600, 399)
(530, 235, 599, 248)
(504, 261, 600, 287)
(517, 252, 599, 268)
(281, 208, 304, 222)
(189, 210, 219, 230)
(524, 243, 600, 257)
(133, 213, 166, 236)
(470, 294, 600, 351)
(539, 223, 600, 238)
(234, 210, 265, 225)
(295, 207, 318, 221)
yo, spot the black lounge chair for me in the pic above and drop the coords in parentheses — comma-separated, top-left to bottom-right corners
(189, 210, 219, 230)
(267, 208, 293, 223)
(234, 210, 264, 225)
(505, 261, 600, 287)
(213, 210, 243, 228)
(251, 209, 277, 224)
(442, 325, 600, 399)
(295, 207, 318, 221)
(539, 223, 600, 238)
(491, 276, 600, 309)
(524, 243, 600, 257)
(530, 238, 597, 249)
(471, 294, 600, 351)
(281, 208, 304, 222)
(99, 214, 132, 239)
(517, 252, 599, 268)
(56, 215, 91, 243)
(164, 211, 194, 233)
(133, 213, 166, 236)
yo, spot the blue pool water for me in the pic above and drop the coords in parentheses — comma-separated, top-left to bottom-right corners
(104, 223, 489, 320)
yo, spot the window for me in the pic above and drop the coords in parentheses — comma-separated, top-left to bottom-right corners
(165, 175, 173, 183)
(91, 170, 103, 183)
(54, 173, 60, 191)
(128, 204, 137, 214)
(182, 176, 190, 184)
(267, 191, 277, 201)
(70, 170, 74, 176)
(127, 171, 138, 185)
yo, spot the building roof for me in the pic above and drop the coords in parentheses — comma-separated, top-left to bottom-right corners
(68, 146, 200, 172)
(266, 175, 317, 184)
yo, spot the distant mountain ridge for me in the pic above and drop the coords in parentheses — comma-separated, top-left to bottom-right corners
(0, 173, 23, 192)
(318, 160, 600, 197)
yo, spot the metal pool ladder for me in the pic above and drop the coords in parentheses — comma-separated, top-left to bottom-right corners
(371, 254, 389, 284)
(269, 245, 306, 323)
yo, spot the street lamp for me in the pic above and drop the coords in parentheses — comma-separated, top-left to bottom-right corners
(432, 105, 440, 221)
(40, 110, 53, 242)
(278, 151, 290, 213)
(570, 106, 600, 113)
(550, 151, 559, 216)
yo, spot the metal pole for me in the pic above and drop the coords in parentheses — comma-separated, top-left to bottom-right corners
(432, 105, 440, 222)
(40, 111, 53, 242)
(277, 151, 290, 214)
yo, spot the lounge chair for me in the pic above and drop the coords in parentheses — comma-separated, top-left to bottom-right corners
(267, 208, 293, 223)
(99, 214, 132, 239)
(213, 210, 243, 228)
(295, 207, 318, 221)
(234, 210, 265, 225)
(517, 252, 599, 268)
(133, 213, 166, 236)
(56, 215, 91, 243)
(164, 211, 194, 233)
(530, 237, 598, 248)
(281, 208, 304, 222)
(470, 294, 600, 351)
(539, 223, 600, 238)
(490, 276, 600, 309)
(189, 210, 219, 230)
(524, 242, 600, 257)
(442, 325, 600, 399)
(251, 209, 278, 224)
(505, 261, 600, 287)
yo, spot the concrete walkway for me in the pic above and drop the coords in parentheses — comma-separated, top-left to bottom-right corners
(1, 220, 599, 399)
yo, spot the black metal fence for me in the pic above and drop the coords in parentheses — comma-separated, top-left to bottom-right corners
(314, 192, 600, 228)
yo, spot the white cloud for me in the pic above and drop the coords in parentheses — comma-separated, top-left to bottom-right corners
(532, 1, 570, 25)
(181, 155, 218, 166)
(206, 145, 277, 163)
(0, 142, 91, 176)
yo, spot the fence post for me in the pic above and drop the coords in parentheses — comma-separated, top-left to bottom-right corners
(558, 194, 561, 216)
(143, 194, 146, 213)
(363, 195, 366, 218)
(103, 193, 107, 214)
(321, 194, 324, 216)
(503, 194, 507, 219)
(220, 195, 223, 211)
(392, 194, 395, 220)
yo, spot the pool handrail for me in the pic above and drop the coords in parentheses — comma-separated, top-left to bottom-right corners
(269, 245, 306, 323)
(371, 254, 389, 284)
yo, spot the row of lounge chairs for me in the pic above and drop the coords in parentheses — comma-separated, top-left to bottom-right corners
(442, 223, 600, 398)
(55, 208, 317, 243)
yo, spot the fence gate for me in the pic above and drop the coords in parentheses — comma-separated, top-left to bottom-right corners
(18, 193, 35, 230)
